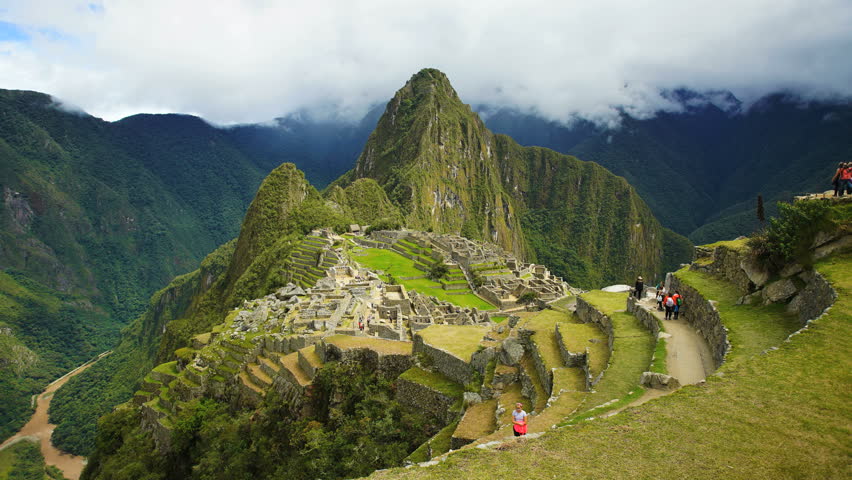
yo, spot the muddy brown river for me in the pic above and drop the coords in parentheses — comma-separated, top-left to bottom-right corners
(0, 351, 110, 480)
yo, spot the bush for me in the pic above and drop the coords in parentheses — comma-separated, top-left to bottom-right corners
(748, 200, 834, 265)
(518, 292, 539, 305)
(427, 262, 449, 281)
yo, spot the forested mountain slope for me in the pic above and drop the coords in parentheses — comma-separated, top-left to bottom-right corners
(482, 93, 852, 243)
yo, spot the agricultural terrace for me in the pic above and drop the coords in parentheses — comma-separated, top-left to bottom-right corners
(350, 246, 495, 310)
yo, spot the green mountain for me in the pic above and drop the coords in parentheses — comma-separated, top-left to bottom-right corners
(482, 91, 852, 242)
(342, 69, 691, 286)
(48, 164, 401, 455)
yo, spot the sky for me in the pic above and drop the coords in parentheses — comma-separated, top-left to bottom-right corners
(0, 0, 851, 125)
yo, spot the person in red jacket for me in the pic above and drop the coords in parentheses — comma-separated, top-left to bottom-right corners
(672, 291, 683, 319)
(839, 163, 852, 197)
(663, 294, 675, 320)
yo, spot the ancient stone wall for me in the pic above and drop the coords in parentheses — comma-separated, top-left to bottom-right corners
(574, 297, 614, 352)
(518, 329, 553, 396)
(413, 334, 473, 385)
(395, 377, 459, 424)
(669, 275, 729, 368)
(626, 296, 661, 337)
(793, 271, 837, 326)
(554, 323, 587, 368)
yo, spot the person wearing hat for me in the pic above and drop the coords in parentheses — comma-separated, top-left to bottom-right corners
(634, 276, 644, 300)
(512, 402, 528, 436)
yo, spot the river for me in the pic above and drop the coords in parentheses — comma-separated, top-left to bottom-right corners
(0, 351, 111, 480)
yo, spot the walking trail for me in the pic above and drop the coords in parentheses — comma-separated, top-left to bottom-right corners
(606, 295, 714, 413)
(0, 351, 111, 480)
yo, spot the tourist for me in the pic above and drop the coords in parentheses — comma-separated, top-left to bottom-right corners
(656, 290, 664, 311)
(832, 162, 845, 197)
(634, 276, 644, 299)
(673, 291, 682, 319)
(840, 163, 852, 197)
(664, 293, 675, 320)
(512, 403, 528, 436)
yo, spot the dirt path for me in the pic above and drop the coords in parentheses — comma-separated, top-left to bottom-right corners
(0, 351, 111, 480)
(639, 298, 714, 384)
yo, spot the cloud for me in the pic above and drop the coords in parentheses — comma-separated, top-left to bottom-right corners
(0, 0, 850, 125)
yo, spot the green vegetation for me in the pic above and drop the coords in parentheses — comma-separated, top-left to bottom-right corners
(398, 368, 464, 398)
(368, 250, 852, 480)
(84, 362, 437, 480)
(417, 326, 488, 361)
(352, 247, 494, 309)
(749, 199, 850, 266)
(405, 421, 458, 463)
(0, 440, 66, 480)
(674, 269, 800, 368)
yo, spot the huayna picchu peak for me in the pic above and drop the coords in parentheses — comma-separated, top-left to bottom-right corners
(346, 68, 691, 287)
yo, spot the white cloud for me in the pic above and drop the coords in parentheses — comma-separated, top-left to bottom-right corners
(0, 0, 850, 125)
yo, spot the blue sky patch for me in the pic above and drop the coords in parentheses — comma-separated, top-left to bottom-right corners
(0, 21, 29, 43)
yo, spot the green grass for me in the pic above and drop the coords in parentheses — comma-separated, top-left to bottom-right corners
(324, 334, 413, 355)
(406, 421, 458, 463)
(556, 322, 609, 377)
(398, 367, 464, 398)
(453, 399, 497, 440)
(700, 238, 749, 251)
(675, 268, 800, 368)
(353, 247, 427, 278)
(649, 337, 668, 374)
(567, 311, 654, 419)
(550, 295, 576, 311)
(353, 248, 495, 309)
(490, 315, 508, 323)
(519, 310, 573, 372)
(580, 290, 628, 314)
(152, 361, 179, 376)
(368, 252, 852, 480)
(417, 325, 488, 361)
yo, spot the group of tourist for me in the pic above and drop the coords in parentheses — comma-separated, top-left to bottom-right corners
(831, 162, 852, 197)
(657, 288, 683, 320)
(634, 276, 684, 320)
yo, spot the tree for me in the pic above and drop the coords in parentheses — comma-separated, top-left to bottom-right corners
(427, 262, 449, 281)
(757, 195, 765, 224)
(517, 291, 539, 305)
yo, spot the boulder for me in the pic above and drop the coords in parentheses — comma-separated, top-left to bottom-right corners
(500, 337, 525, 365)
(813, 235, 852, 261)
(740, 257, 770, 288)
(463, 392, 482, 406)
(779, 262, 804, 278)
(763, 278, 798, 303)
(640, 372, 681, 390)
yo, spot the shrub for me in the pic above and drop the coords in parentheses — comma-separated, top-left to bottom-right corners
(427, 262, 449, 281)
(748, 199, 834, 265)
(518, 292, 539, 305)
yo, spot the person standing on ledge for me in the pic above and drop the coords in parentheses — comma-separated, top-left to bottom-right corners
(634, 276, 644, 299)
(512, 403, 528, 437)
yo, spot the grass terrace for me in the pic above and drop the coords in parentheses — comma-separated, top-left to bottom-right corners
(324, 334, 413, 356)
(398, 367, 464, 398)
(352, 247, 495, 310)
(370, 252, 852, 480)
(417, 325, 489, 361)
(406, 421, 458, 463)
(674, 268, 801, 368)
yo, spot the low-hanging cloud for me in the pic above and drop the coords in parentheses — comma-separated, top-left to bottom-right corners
(0, 0, 850, 125)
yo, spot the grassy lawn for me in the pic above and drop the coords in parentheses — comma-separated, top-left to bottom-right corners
(565, 310, 654, 420)
(557, 323, 609, 376)
(352, 247, 495, 310)
(550, 295, 576, 311)
(700, 238, 749, 251)
(398, 367, 464, 398)
(675, 268, 801, 368)
(324, 334, 413, 356)
(352, 247, 425, 278)
(519, 309, 574, 372)
(453, 399, 498, 441)
(369, 253, 852, 480)
(581, 290, 628, 314)
(152, 361, 179, 375)
(418, 325, 488, 361)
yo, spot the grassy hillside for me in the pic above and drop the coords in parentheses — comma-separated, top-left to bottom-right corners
(368, 254, 851, 478)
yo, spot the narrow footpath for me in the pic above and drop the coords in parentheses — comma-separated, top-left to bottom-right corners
(0, 351, 111, 480)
